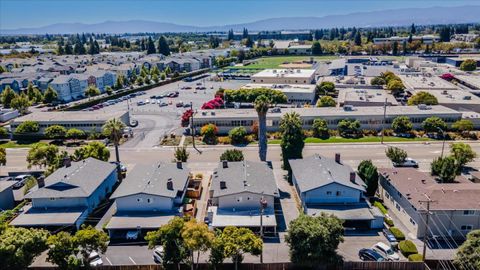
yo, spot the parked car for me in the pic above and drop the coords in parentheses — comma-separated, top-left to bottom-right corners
(150, 95, 157, 99)
(153, 246, 164, 263)
(393, 157, 418, 168)
(176, 101, 184, 107)
(383, 228, 399, 248)
(372, 242, 399, 261)
(159, 102, 168, 107)
(11, 175, 31, 189)
(183, 103, 191, 108)
(137, 101, 145, 106)
(88, 251, 103, 267)
(359, 248, 385, 262)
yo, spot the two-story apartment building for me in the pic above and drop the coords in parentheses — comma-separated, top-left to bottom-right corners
(290, 154, 383, 229)
(11, 158, 117, 230)
(379, 168, 480, 240)
(207, 160, 279, 232)
(106, 162, 190, 238)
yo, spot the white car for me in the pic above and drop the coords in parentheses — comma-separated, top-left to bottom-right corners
(393, 157, 418, 168)
(153, 246, 164, 263)
(88, 251, 103, 267)
(11, 175, 31, 189)
(373, 242, 399, 261)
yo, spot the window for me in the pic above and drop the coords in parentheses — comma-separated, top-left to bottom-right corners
(396, 203, 401, 211)
(137, 198, 143, 203)
(336, 191, 341, 196)
(463, 210, 475, 216)
(409, 218, 416, 225)
(49, 198, 56, 201)
(461, 225, 473, 231)
(326, 191, 332, 196)
(385, 193, 390, 199)
(147, 198, 153, 204)
(237, 197, 242, 203)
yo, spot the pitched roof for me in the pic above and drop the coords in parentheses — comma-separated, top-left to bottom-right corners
(289, 154, 365, 193)
(111, 162, 189, 199)
(210, 161, 279, 198)
(26, 158, 116, 199)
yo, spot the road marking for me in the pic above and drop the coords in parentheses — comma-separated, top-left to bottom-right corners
(105, 257, 112, 265)
(129, 257, 137, 265)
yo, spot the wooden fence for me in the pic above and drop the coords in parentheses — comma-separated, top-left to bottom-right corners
(30, 262, 427, 270)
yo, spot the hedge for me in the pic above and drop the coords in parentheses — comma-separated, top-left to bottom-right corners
(408, 253, 423, 262)
(389, 227, 406, 241)
(374, 201, 388, 215)
(399, 240, 418, 257)
(384, 217, 394, 227)
(0, 200, 27, 225)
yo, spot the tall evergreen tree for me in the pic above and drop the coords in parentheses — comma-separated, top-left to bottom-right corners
(146, 37, 156, 54)
(227, 29, 234, 41)
(410, 23, 416, 35)
(354, 31, 362, 46)
(157, 36, 170, 56)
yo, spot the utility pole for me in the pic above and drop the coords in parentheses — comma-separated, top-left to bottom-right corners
(381, 98, 387, 144)
(259, 196, 267, 264)
(438, 127, 446, 158)
(419, 197, 437, 262)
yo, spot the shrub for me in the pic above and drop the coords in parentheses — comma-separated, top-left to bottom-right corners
(390, 227, 406, 241)
(228, 126, 247, 144)
(14, 121, 39, 134)
(374, 201, 388, 215)
(219, 149, 244, 162)
(399, 240, 418, 257)
(195, 173, 203, 179)
(384, 218, 394, 227)
(200, 123, 218, 145)
(217, 136, 231, 145)
(408, 253, 423, 262)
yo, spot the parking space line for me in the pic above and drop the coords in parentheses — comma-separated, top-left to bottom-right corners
(129, 257, 137, 265)
(105, 257, 112, 265)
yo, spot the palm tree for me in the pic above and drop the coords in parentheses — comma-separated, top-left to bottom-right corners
(102, 118, 126, 173)
(254, 95, 270, 161)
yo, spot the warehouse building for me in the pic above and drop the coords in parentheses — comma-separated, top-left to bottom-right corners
(242, 83, 316, 104)
(251, 69, 316, 84)
(337, 88, 398, 107)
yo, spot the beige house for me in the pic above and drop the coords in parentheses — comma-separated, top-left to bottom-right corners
(379, 168, 480, 240)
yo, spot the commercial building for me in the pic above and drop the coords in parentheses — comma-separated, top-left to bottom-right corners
(373, 35, 440, 45)
(251, 69, 316, 84)
(290, 154, 383, 229)
(379, 168, 480, 240)
(410, 89, 480, 113)
(445, 57, 480, 68)
(337, 88, 398, 107)
(192, 105, 463, 134)
(207, 161, 279, 232)
(11, 158, 117, 229)
(106, 162, 190, 239)
(454, 75, 480, 90)
(399, 74, 459, 92)
(11, 110, 129, 135)
(242, 83, 316, 104)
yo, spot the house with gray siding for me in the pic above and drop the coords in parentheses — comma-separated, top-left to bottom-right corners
(106, 162, 190, 238)
(0, 181, 15, 210)
(10, 158, 117, 229)
(289, 154, 383, 229)
(379, 168, 480, 240)
(207, 161, 279, 231)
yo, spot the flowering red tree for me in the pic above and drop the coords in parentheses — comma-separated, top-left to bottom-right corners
(181, 109, 193, 127)
(440, 73, 455, 81)
(201, 97, 224, 109)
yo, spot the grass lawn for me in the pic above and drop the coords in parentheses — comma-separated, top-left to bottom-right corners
(230, 55, 338, 70)
(267, 136, 432, 144)
(0, 141, 47, 148)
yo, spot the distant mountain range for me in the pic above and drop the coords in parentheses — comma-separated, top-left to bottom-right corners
(2, 5, 480, 35)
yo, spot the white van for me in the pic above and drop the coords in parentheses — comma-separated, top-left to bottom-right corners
(373, 242, 399, 261)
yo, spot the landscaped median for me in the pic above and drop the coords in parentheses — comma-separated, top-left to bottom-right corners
(266, 136, 432, 144)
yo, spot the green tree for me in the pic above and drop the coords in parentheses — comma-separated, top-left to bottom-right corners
(152, 73, 159, 83)
(422, 117, 447, 133)
(102, 118, 126, 165)
(386, 79, 405, 94)
(454, 230, 480, 270)
(46, 231, 81, 270)
(337, 119, 361, 138)
(182, 219, 214, 270)
(174, 146, 189, 162)
(105, 86, 113, 95)
(0, 226, 49, 270)
(312, 118, 329, 139)
(66, 128, 85, 142)
(114, 74, 125, 90)
(254, 95, 270, 161)
(0, 148, 6, 166)
(43, 86, 58, 104)
(15, 120, 39, 134)
(316, 96, 336, 107)
(407, 91, 438, 106)
(371, 77, 386, 85)
(85, 86, 101, 98)
(316, 81, 335, 96)
(136, 76, 144, 86)
(26, 83, 43, 103)
(228, 126, 248, 144)
(386, 147, 408, 165)
(146, 37, 156, 54)
(285, 214, 344, 266)
(72, 141, 110, 162)
(75, 225, 109, 267)
(450, 143, 477, 173)
(26, 144, 59, 168)
(431, 156, 457, 183)
(44, 125, 67, 139)
(160, 73, 166, 80)
(1, 86, 17, 108)
(357, 160, 378, 196)
(452, 119, 474, 134)
(219, 149, 244, 162)
(158, 36, 171, 56)
(10, 93, 31, 114)
(217, 226, 262, 270)
(200, 123, 218, 145)
(354, 31, 362, 46)
(392, 116, 413, 134)
(459, 59, 477, 71)
(311, 41, 322, 55)
(280, 112, 305, 173)
(145, 217, 189, 270)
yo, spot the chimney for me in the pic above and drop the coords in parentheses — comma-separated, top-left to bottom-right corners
(222, 160, 228, 168)
(220, 181, 226, 189)
(167, 179, 173, 190)
(176, 161, 182, 169)
(63, 156, 71, 167)
(350, 172, 356, 184)
(37, 176, 45, 188)
(335, 153, 341, 164)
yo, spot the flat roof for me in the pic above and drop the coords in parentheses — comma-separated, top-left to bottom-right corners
(242, 83, 316, 93)
(455, 75, 480, 89)
(337, 88, 398, 105)
(0, 180, 15, 192)
(209, 206, 277, 228)
(10, 205, 86, 227)
(411, 89, 480, 105)
(306, 204, 376, 221)
(399, 74, 459, 91)
(13, 110, 128, 123)
(105, 213, 178, 230)
(251, 69, 316, 78)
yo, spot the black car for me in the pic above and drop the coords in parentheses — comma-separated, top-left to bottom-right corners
(359, 248, 385, 262)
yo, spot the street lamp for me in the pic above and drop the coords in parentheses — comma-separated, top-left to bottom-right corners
(259, 196, 268, 264)
(437, 127, 446, 158)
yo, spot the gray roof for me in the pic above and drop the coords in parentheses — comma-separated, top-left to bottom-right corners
(210, 161, 279, 198)
(306, 203, 375, 221)
(289, 154, 366, 193)
(0, 180, 15, 193)
(26, 158, 116, 199)
(111, 162, 189, 199)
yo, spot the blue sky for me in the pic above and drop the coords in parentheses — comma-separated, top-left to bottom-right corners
(1, 0, 478, 29)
